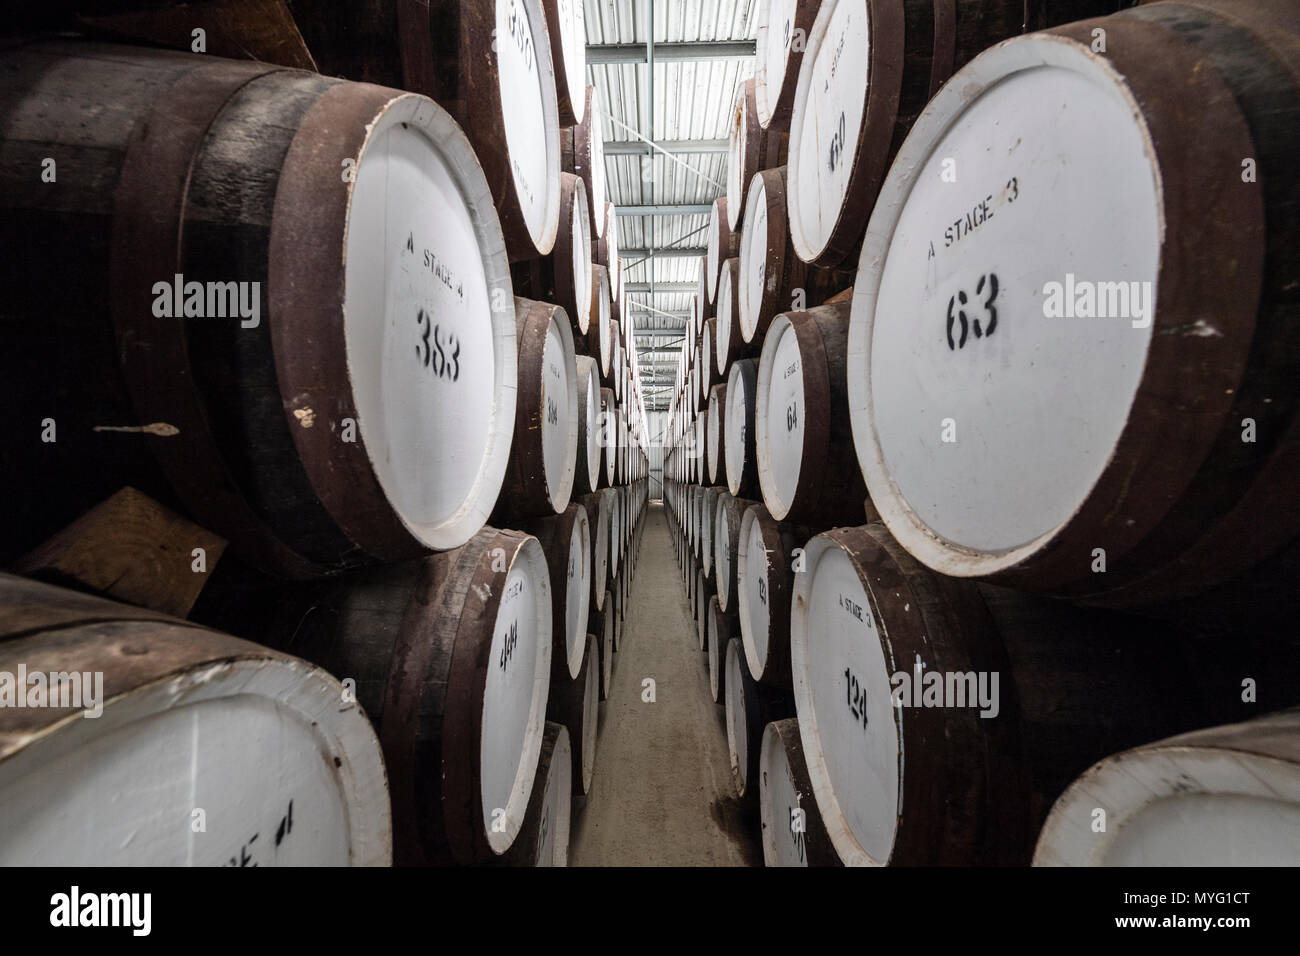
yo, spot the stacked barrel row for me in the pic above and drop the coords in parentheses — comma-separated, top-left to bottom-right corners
(664, 0, 1300, 866)
(0, 0, 652, 866)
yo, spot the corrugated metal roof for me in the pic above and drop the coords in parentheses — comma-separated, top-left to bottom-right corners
(587, 0, 756, 402)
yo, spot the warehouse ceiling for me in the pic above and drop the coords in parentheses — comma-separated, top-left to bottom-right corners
(586, 0, 756, 412)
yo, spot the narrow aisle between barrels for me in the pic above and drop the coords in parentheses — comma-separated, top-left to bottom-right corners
(570, 503, 759, 866)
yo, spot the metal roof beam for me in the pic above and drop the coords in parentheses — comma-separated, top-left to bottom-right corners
(603, 138, 729, 155)
(587, 40, 756, 64)
(615, 204, 712, 217)
(623, 282, 698, 293)
(627, 309, 690, 319)
(620, 247, 707, 258)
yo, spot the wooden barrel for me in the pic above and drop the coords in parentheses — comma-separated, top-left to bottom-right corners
(494, 298, 579, 519)
(611, 575, 625, 653)
(521, 503, 591, 681)
(756, 300, 866, 525)
(706, 198, 740, 303)
(759, 718, 841, 866)
(695, 261, 714, 329)
(544, 0, 586, 126)
(714, 258, 745, 375)
(599, 388, 618, 486)
(688, 554, 700, 616)
(739, 167, 853, 343)
(0, 573, 389, 866)
(848, 3, 1300, 603)
(578, 491, 611, 611)
(697, 570, 713, 651)
(724, 360, 762, 498)
(789, 523, 1283, 866)
(755, 0, 822, 131)
(787, 0, 1038, 266)
(548, 634, 599, 796)
(714, 493, 759, 615)
(0, 41, 516, 576)
(504, 723, 572, 868)
(701, 486, 725, 579)
(609, 210, 623, 302)
(698, 319, 720, 411)
(563, 85, 606, 239)
(596, 201, 620, 301)
(427, 0, 561, 259)
(706, 594, 737, 704)
(598, 601, 615, 701)
(573, 355, 603, 495)
(694, 410, 709, 484)
(1035, 710, 1300, 867)
(504, 721, 572, 866)
(707, 385, 729, 487)
(737, 504, 812, 688)
(586, 266, 612, 372)
(606, 485, 621, 577)
(725, 78, 787, 231)
(281, 1, 564, 258)
(512, 172, 592, 338)
(262, 527, 552, 864)
(725, 638, 795, 800)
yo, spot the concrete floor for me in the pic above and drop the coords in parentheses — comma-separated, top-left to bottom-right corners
(570, 502, 760, 866)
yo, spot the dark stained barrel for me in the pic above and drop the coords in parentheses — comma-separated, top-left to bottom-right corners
(0, 573, 390, 866)
(0, 41, 517, 576)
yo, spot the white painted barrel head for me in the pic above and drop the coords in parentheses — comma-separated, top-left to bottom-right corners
(579, 635, 599, 792)
(555, 0, 586, 125)
(601, 597, 615, 691)
(603, 201, 619, 295)
(589, 93, 608, 237)
(706, 199, 727, 303)
(697, 572, 710, 650)
(701, 321, 713, 391)
(576, 355, 601, 491)
(535, 723, 572, 866)
(788, 0, 870, 263)
(755, 314, 804, 520)
(716, 258, 736, 374)
(343, 94, 515, 551)
(0, 620, 390, 866)
(707, 387, 723, 485)
(585, 262, 607, 336)
(759, 720, 810, 866)
(571, 178, 593, 328)
(564, 504, 592, 679)
(480, 535, 553, 855)
(1034, 711, 1300, 867)
(849, 37, 1161, 577)
(724, 638, 749, 795)
(725, 360, 753, 496)
(694, 410, 707, 485)
(540, 309, 579, 512)
(725, 85, 748, 232)
(737, 503, 772, 678)
(756, 0, 800, 127)
(702, 489, 716, 577)
(791, 533, 899, 866)
(738, 171, 769, 342)
(592, 496, 609, 609)
(601, 486, 617, 569)
(495, 0, 561, 254)
(715, 493, 731, 610)
(598, 292, 613, 376)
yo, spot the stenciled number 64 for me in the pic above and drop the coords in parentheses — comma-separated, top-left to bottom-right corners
(946, 273, 999, 351)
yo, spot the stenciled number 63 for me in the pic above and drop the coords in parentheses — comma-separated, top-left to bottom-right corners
(946, 272, 999, 351)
